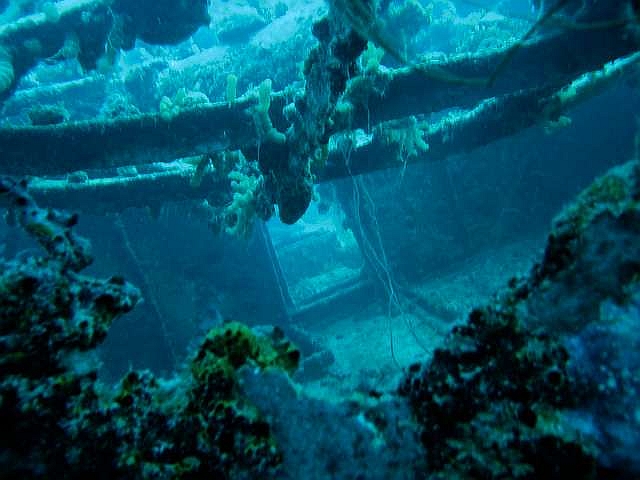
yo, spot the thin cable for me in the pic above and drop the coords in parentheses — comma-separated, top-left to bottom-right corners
(114, 215, 178, 368)
(341, 137, 430, 367)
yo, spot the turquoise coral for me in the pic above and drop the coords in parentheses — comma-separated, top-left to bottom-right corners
(0, 177, 299, 479)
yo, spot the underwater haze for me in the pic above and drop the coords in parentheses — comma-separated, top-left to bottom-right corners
(1, 0, 640, 478)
